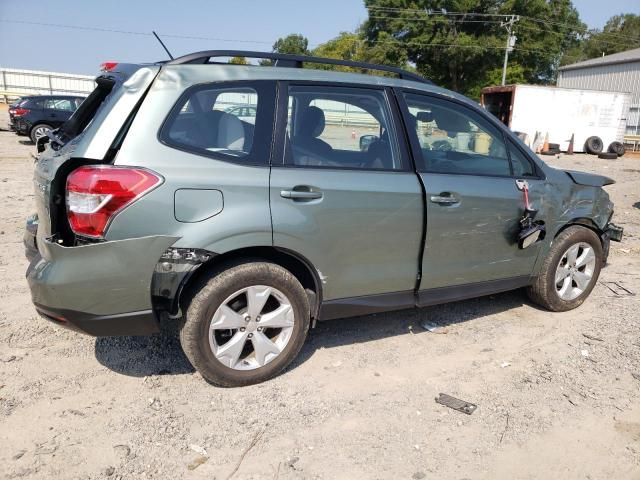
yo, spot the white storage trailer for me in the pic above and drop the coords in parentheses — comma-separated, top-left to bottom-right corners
(481, 84, 631, 153)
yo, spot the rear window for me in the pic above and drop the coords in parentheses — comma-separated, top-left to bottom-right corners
(23, 98, 44, 109)
(59, 77, 115, 141)
(160, 81, 275, 165)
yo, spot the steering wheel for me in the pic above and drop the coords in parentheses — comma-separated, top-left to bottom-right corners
(432, 140, 453, 152)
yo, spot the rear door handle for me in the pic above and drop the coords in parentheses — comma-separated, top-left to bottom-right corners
(280, 189, 323, 200)
(430, 193, 460, 205)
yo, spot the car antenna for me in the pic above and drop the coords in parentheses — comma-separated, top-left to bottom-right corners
(152, 31, 174, 60)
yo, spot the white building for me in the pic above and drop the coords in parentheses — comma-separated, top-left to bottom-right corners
(557, 47, 640, 135)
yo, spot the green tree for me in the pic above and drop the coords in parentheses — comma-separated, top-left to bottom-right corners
(311, 31, 410, 74)
(563, 14, 640, 64)
(363, 0, 584, 96)
(229, 56, 248, 65)
(272, 34, 310, 55)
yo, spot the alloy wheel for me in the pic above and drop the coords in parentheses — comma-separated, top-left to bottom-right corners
(554, 242, 596, 301)
(208, 285, 295, 370)
(33, 126, 51, 141)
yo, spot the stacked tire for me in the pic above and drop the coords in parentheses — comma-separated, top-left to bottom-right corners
(584, 136, 625, 159)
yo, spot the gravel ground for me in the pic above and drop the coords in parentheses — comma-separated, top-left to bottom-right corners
(0, 104, 639, 479)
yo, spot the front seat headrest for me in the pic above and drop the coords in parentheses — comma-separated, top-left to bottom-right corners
(298, 106, 326, 138)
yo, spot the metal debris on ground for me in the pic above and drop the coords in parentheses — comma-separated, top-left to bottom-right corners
(420, 320, 448, 334)
(600, 281, 635, 297)
(435, 393, 477, 415)
(421, 321, 438, 332)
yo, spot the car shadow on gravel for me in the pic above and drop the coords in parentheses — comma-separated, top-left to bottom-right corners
(94, 289, 527, 378)
(289, 288, 529, 369)
(94, 326, 195, 377)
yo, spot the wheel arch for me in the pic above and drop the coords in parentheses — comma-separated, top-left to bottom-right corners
(170, 246, 322, 324)
(553, 218, 609, 265)
(555, 217, 603, 239)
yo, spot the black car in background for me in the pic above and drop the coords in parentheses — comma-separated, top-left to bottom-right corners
(10, 95, 84, 143)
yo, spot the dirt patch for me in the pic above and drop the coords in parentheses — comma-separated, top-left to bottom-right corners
(0, 121, 639, 479)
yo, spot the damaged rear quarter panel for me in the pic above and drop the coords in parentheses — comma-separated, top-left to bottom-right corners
(27, 235, 178, 315)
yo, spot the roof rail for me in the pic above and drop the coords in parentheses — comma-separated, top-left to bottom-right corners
(167, 50, 431, 84)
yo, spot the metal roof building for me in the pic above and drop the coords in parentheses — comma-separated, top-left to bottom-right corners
(557, 47, 640, 135)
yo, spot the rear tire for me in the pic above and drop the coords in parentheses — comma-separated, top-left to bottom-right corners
(585, 136, 603, 154)
(180, 261, 310, 387)
(30, 123, 53, 144)
(527, 226, 603, 312)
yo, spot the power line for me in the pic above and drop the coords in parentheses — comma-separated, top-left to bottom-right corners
(367, 6, 640, 43)
(367, 11, 640, 48)
(0, 18, 545, 54)
(516, 21, 638, 50)
(0, 19, 273, 45)
(0, 17, 625, 58)
(368, 13, 639, 50)
(368, 6, 508, 18)
(360, 37, 547, 55)
(369, 15, 505, 24)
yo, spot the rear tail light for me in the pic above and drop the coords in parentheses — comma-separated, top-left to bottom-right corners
(13, 108, 29, 117)
(66, 166, 162, 238)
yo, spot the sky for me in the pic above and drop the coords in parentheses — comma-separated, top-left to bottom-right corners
(0, 0, 638, 75)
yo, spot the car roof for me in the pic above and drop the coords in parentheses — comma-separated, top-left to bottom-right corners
(23, 95, 85, 99)
(159, 64, 477, 108)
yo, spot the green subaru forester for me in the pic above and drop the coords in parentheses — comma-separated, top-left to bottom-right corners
(25, 51, 622, 386)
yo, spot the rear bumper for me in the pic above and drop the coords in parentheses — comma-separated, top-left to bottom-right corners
(25, 233, 178, 337)
(13, 119, 30, 135)
(34, 304, 158, 336)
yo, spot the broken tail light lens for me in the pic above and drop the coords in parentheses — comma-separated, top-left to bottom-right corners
(12, 108, 29, 117)
(66, 166, 162, 238)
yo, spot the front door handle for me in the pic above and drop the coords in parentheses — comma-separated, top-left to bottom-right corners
(280, 189, 323, 200)
(430, 193, 460, 205)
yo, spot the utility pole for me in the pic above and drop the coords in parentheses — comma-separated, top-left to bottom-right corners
(501, 15, 519, 85)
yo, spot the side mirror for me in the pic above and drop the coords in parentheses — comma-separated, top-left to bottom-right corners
(518, 224, 545, 249)
(359, 134, 379, 152)
(518, 209, 546, 249)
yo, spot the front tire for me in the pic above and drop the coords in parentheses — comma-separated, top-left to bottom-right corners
(527, 226, 603, 312)
(180, 261, 310, 387)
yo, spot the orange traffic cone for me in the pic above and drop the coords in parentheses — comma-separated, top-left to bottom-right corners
(567, 133, 574, 155)
(541, 132, 550, 153)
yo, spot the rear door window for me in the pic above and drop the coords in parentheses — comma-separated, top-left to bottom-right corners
(161, 81, 276, 165)
(25, 98, 44, 110)
(285, 85, 403, 170)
